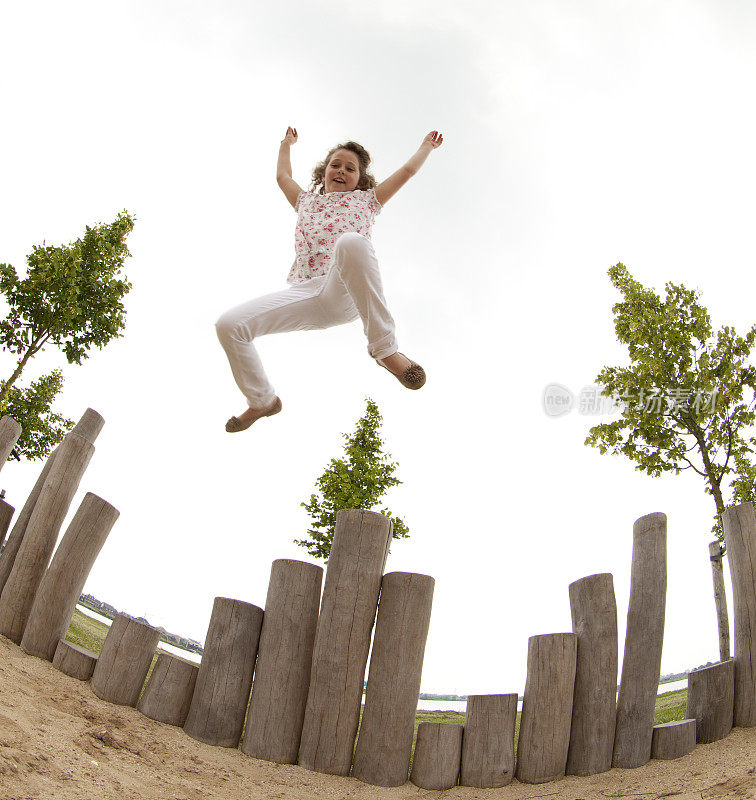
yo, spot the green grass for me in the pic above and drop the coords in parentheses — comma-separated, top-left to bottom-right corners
(66, 609, 689, 744)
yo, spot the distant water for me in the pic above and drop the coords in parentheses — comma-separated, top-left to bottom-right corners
(75, 605, 689, 702)
(415, 677, 689, 713)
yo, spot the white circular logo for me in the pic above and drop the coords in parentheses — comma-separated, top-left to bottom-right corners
(542, 383, 575, 417)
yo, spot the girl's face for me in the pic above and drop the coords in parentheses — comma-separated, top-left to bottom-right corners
(324, 149, 361, 193)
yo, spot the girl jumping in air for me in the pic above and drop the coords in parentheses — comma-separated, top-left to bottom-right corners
(216, 126, 444, 433)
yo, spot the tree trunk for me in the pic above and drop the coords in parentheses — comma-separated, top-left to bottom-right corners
(0, 416, 22, 468)
(0, 432, 94, 643)
(721, 502, 756, 726)
(566, 573, 618, 776)
(686, 660, 734, 743)
(410, 723, 463, 790)
(21, 492, 119, 660)
(298, 509, 392, 776)
(241, 560, 323, 764)
(516, 633, 578, 784)
(460, 694, 517, 788)
(709, 541, 730, 662)
(90, 613, 161, 707)
(650, 720, 696, 760)
(352, 571, 435, 787)
(613, 512, 667, 769)
(183, 597, 264, 748)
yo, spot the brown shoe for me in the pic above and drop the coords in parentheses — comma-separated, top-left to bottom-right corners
(225, 397, 282, 433)
(376, 353, 426, 390)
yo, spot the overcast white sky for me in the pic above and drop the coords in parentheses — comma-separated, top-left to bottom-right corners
(2, 0, 756, 694)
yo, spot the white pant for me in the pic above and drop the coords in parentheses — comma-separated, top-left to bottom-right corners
(216, 232, 398, 408)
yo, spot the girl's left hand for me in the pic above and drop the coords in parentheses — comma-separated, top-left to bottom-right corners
(423, 131, 444, 149)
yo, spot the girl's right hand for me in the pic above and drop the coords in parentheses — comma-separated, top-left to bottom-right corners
(281, 126, 298, 145)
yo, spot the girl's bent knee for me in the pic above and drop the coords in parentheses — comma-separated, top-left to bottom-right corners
(334, 231, 369, 256)
(215, 312, 245, 343)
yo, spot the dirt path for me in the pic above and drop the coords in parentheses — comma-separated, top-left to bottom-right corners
(1, 633, 754, 799)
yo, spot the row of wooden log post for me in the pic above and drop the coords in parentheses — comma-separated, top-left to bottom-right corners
(0, 411, 754, 789)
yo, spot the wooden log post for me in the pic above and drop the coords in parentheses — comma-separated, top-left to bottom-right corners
(650, 719, 696, 760)
(459, 694, 517, 788)
(0, 416, 22, 470)
(352, 571, 435, 787)
(0, 408, 103, 597)
(241, 560, 322, 764)
(613, 512, 667, 768)
(21, 493, 119, 660)
(410, 722, 463, 790)
(0, 451, 57, 597)
(137, 652, 199, 727)
(516, 633, 578, 784)
(709, 541, 730, 662)
(298, 510, 392, 776)
(686, 660, 734, 743)
(69, 408, 105, 443)
(566, 573, 618, 776)
(53, 640, 98, 681)
(183, 597, 263, 748)
(0, 496, 14, 549)
(90, 613, 161, 706)
(722, 502, 756, 726)
(0, 432, 94, 643)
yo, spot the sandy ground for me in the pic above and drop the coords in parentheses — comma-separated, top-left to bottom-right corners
(1, 633, 755, 800)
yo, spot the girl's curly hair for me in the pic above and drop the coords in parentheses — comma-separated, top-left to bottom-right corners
(309, 141, 377, 195)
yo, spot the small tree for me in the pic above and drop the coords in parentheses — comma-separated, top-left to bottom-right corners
(0, 211, 135, 459)
(586, 262, 756, 661)
(296, 398, 409, 560)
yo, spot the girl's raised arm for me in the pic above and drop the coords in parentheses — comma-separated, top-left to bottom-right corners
(374, 131, 443, 207)
(277, 126, 304, 209)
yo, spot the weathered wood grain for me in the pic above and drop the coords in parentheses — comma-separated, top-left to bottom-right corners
(460, 694, 517, 788)
(53, 639, 98, 681)
(241, 560, 323, 764)
(69, 408, 105, 443)
(410, 722, 463, 790)
(709, 541, 730, 662)
(0, 450, 57, 597)
(722, 502, 756, 726)
(567, 572, 618, 776)
(516, 633, 578, 784)
(613, 512, 667, 768)
(183, 597, 263, 747)
(650, 719, 696, 760)
(90, 613, 161, 706)
(0, 416, 21, 470)
(352, 571, 435, 787)
(298, 509, 392, 776)
(686, 660, 734, 743)
(0, 432, 94, 642)
(21, 493, 119, 660)
(0, 498, 15, 552)
(137, 652, 199, 727)
(0, 409, 103, 598)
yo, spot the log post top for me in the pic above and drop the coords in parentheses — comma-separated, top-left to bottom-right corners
(689, 659, 733, 676)
(568, 572, 613, 589)
(70, 408, 105, 443)
(271, 559, 323, 574)
(113, 612, 160, 632)
(381, 571, 435, 585)
(633, 512, 667, 532)
(528, 632, 577, 644)
(722, 502, 756, 531)
(722, 501, 755, 517)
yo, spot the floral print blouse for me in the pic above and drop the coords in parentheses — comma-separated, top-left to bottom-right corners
(287, 188, 382, 284)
